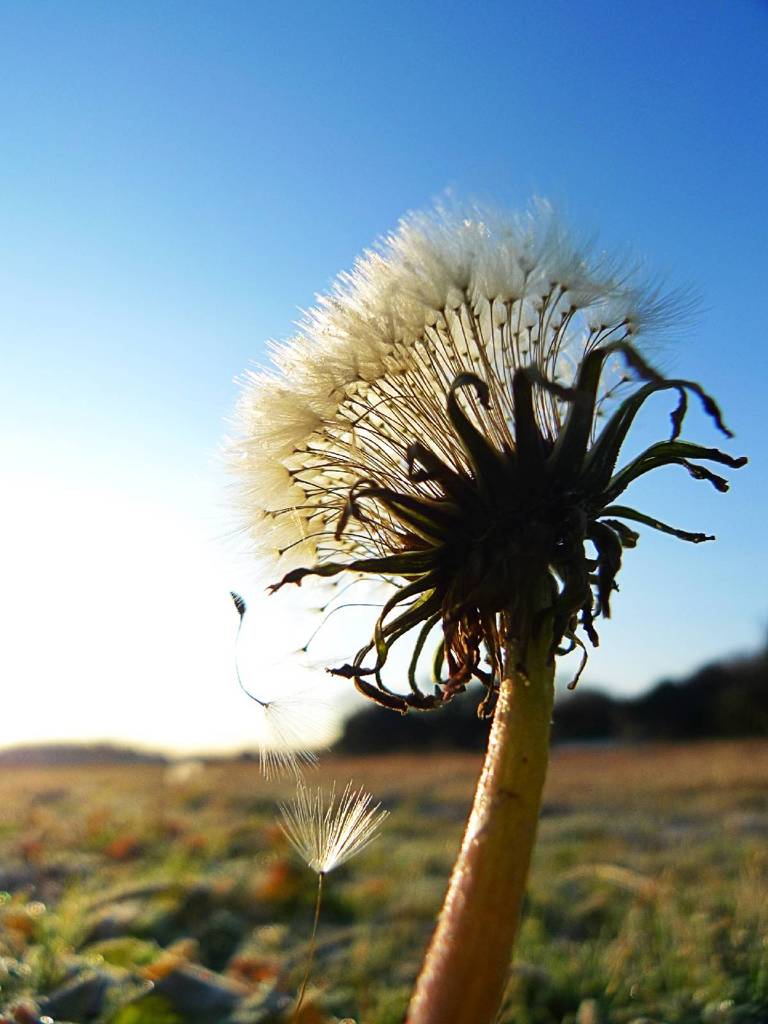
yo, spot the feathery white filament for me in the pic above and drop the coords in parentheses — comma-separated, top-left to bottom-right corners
(254, 699, 321, 781)
(232, 590, 330, 780)
(279, 781, 388, 874)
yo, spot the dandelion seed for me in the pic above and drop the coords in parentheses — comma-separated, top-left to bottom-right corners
(278, 780, 388, 875)
(278, 782, 388, 1021)
(230, 591, 325, 779)
(250, 703, 317, 780)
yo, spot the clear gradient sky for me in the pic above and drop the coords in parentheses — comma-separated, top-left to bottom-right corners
(1, 1, 766, 753)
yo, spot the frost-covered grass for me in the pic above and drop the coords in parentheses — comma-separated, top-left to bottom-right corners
(0, 741, 766, 1023)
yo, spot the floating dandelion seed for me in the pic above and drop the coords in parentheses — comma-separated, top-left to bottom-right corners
(230, 591, 322, 780)
(278, 781, 388, 1020)
(251, 698, 321, 781)
(229, 200, 745, 1024)
(279, 780, 388, 875)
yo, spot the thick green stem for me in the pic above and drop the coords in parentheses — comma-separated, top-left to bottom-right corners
(406, 628, 555, 1024)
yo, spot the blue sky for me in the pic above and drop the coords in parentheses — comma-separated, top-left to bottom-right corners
(1, 0, 766, 752)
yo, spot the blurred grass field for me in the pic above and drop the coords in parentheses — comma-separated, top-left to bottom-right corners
(0, 740, 766, 1024)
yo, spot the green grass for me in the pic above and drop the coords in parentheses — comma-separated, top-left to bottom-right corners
(0, 741, 766, 1023)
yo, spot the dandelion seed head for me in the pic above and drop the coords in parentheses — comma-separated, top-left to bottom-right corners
(230, 198, 744, 713)
(231, 201, 668, 569)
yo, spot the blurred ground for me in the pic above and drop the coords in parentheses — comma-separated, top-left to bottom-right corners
(0, 741, 766, 1023)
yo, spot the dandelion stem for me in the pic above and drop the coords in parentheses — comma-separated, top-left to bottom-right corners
(292, 870, 324, 1023)
(406, 616, 555, 1024)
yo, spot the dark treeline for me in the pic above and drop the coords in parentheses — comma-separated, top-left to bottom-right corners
(334, 639, 768, 754)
